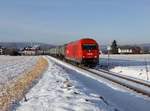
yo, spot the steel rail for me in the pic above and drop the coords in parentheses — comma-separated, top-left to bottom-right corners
(96, 68, 150, 88)
(80, 67, 150, 97)
(49, 56, 150, 97)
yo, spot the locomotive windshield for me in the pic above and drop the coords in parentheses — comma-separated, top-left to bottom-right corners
(82, 44, 97, 50)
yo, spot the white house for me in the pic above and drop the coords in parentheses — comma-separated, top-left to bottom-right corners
(118, 46, 141, 54)
(0, 48, 3, 55)
(0, 46, 4, 55)
(22, 45, 40, 55)
(118, 48, 133, 54)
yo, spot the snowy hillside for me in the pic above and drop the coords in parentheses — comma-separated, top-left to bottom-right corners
(13, 56, 150, 111)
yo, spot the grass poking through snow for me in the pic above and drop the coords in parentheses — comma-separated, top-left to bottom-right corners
(0, 57, 48, 111)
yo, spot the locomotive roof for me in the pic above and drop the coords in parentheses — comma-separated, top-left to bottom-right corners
(80, 38, 96, 41)
(68, 38, 96, 44)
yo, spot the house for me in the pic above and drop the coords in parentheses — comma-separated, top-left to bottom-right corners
(0, 48, 3, 55)
(0, 46, 5, 55)
(118, 46, 142, 54)
(22, 45, 40, 55)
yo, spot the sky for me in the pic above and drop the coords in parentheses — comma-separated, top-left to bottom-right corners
(0, 0, 150, 45)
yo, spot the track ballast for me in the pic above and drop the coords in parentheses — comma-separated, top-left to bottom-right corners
(80, 66, 150, 97)
(50, 56, 150, 97)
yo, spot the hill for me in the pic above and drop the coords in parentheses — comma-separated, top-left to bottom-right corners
(0, 42, 54, 49)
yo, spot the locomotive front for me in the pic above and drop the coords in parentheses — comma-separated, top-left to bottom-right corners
(81, 39, 100, 66)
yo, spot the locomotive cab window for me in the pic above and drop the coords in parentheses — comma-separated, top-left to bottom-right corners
(82, 44, 97, 50)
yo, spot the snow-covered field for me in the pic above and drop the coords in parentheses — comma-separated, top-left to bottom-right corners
(100, 54, 150, 61)
(0, 56, 38, 87)
(14, 56, 150, 111)
(110, 66, 150, 81)
(99, 54, 150, 82)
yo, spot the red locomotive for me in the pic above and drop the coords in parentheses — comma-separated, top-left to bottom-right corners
(49, 38, 100, 67)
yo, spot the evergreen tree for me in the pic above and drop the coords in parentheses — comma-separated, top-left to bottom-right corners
(111, 40, 118, 54)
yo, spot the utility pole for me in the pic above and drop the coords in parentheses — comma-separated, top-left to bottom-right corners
(107, 46, 111, 71)
(145, 58, 149, 81)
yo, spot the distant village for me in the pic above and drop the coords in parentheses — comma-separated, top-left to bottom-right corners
(101, 45, 149, 55)
(0, 41, 150, 56)
(0, 45, 47, 56)
(101, 40, 150, 55)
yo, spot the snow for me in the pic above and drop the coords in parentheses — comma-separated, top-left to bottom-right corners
(14, 56, 150, 111)
(0, 56, 38, 87)
(14, 57, 117, 111)
(100, 54, 150, 61)
(99, 54, 150, 82)
(110, 66, 150, 81)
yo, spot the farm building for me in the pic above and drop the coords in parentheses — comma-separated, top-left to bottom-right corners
(22, 45, 40, 55)
(0, 46, 5, 55)
(118, 46, 142, 54)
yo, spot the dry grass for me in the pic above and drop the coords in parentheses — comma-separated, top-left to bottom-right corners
(0, 57, 48, 111)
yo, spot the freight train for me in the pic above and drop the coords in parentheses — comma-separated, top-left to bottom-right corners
(49, 38, 100, 67)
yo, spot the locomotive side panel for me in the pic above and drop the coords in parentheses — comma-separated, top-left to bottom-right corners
(65, 40, 82, 63)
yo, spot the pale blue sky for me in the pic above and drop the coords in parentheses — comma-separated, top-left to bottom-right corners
(0, 0, 150, 45)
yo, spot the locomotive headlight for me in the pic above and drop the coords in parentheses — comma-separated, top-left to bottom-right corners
(94, 56, 97, 58)
(83, 56, 85, 58)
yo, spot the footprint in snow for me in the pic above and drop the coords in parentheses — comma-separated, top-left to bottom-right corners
(90, 93, 109, 105)
(139, 73, 142, 75)
(73, 91, 80, 95)
(99, 96, 109, 105)
(63, 79, 73, 88)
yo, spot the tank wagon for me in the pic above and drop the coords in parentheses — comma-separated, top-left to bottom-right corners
(49, 38, 100, 67)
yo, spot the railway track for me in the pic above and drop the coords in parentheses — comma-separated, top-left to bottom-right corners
(49, 56, 150, 97)
(80, 66, 150, 97)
